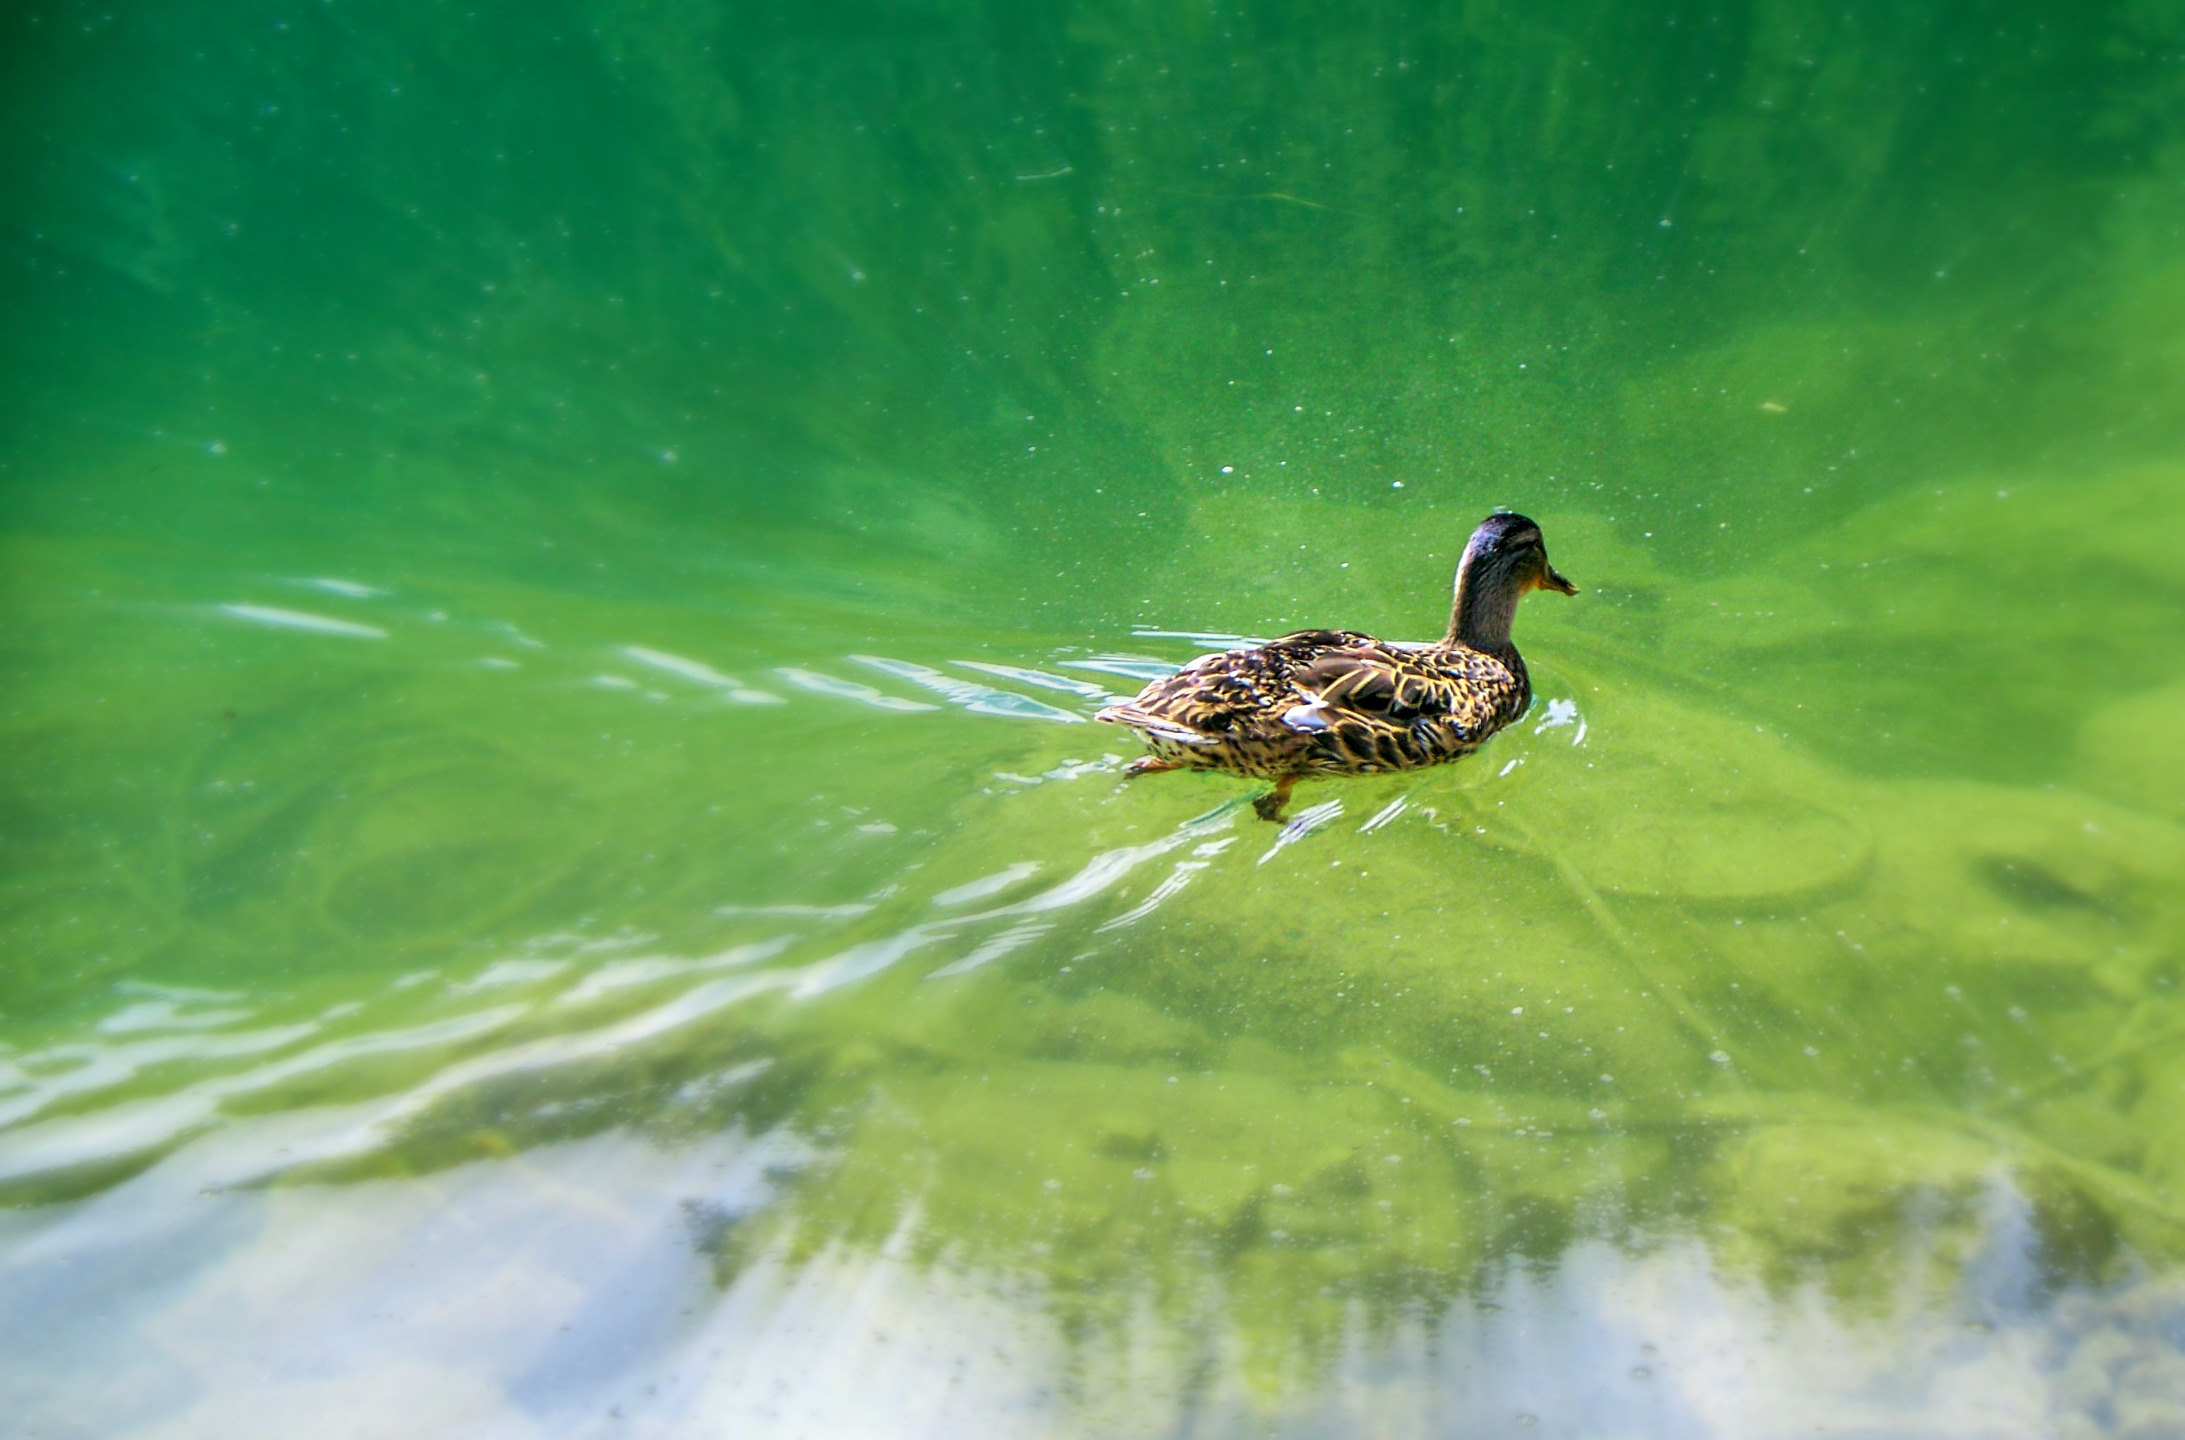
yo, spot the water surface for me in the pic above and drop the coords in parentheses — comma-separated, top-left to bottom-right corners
(5, 2, 2185, 1435)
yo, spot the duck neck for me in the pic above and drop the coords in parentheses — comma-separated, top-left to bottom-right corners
(1443, 549, 1525, 652)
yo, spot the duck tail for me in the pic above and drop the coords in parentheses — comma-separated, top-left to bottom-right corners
(1095, 703, 1222, 748)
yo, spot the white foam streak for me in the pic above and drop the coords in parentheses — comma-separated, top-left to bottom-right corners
(950, 661, 1115, 699)
(924, 921, 1052, 979)
(813, 807, 1235, 987)
(1056, 655, 1182, 682)
(1129, 628, 1271, 647)
(1095, 861, 1208, 932)
(1002, 837, 1182, 914)
(0, 1006, 530, 1178)
(930, 863, 1042, 907)
(792, 929, 955, 998)
(97, 1001, 254, 1034)
(0, 1025, 321, 1130)
(623, 645, 783, 704)
(219, 604, 387, 639)
(851, 656, 1086, 723)
(114, 980, 244, 1003)
(773, 667, 939, 712)
(450, 959, 569, 993)
(304, 577, 386, 598)
(556, 938, 791, 1006)
(201, 1007, 532, 1100)
(623, 645, 741, 687)
(1359, 797, 1410, 833)
(368, 978, 779, 1126)
(0, 1094, 222, 1182)
(0, 968, 797, 1188)
(1258, 800, 1346, 865)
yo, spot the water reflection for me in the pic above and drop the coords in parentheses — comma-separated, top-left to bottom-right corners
(1, 1121, 2175, 1438)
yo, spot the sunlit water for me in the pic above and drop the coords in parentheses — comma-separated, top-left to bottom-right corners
(6, 2, 2185, 1436)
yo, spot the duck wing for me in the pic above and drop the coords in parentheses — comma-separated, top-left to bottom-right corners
(1286, 645, 1519, 742)
(1097, 630, 1376, 741)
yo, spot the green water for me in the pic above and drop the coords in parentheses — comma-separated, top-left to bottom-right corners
(6, 1, 2185, 1434)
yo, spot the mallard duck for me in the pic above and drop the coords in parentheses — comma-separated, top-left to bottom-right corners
(1097, 511, 1577, 821)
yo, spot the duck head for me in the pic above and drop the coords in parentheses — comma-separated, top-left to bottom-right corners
(1445, 511, 1577, 648)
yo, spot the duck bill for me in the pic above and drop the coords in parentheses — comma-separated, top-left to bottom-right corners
(1541, 565, 1579, 596)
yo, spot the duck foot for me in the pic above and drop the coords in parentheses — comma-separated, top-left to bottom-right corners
(1124, 757, 1180, 778)
(1253, 776, 1299, 823)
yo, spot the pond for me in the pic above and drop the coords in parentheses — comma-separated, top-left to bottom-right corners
(4, 2, 2185, 1435)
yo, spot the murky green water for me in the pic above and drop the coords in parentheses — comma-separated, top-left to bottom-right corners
(6, 2, 2185, 1435)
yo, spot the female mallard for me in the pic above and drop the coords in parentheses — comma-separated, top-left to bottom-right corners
(1097, 511, 1577, 821)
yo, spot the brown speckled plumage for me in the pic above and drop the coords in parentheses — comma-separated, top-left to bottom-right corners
(1097, 512, 1577, 819)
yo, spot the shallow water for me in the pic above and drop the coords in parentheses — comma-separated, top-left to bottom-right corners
(6, 2, 2185, 1436)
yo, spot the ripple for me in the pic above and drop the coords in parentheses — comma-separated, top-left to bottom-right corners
(1358, 796, 1410, 833)
(930, 863, 1043, 907)
(850, 656, 1087, 722)
(554, 938, 790, 1006)
(1257, 798, 1346, 865)
(1129, 628, 1270, 648)
(449, 959, 570, 993)
(622, 645, 783, 704)
(1055, 654, 1181, 682)
(0, 1023, 323, 1131)
(302, 577, 387, 599)
(772, 666, 939, 712)
(0, 795, 1279, 1197)
(218, 603, 387, 639)
(714, 902, 874, 919)
(1095, 841, 1229, 933)
(950, 660, 1119, 700)
(924, 920, 1053, 978)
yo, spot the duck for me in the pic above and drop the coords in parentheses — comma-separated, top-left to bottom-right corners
(1096, 511, 1578, 821)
